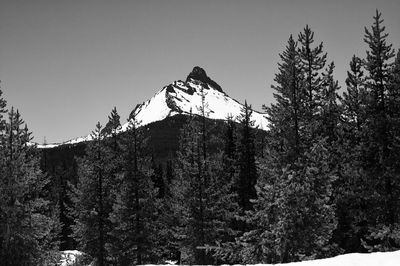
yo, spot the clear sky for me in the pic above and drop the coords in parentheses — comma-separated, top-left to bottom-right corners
(0, 0, 399, 143)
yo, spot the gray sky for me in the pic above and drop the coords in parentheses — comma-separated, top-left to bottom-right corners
(0, 0, 399, 143)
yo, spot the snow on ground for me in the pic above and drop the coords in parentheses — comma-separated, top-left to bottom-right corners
(59, 250, 84, 266)
(143, 250, 400, 266)
(59, 250, 400, 266)
(248, 250, 400, 266)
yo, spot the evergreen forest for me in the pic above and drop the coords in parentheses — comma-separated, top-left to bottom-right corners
(0, 10, 400, 266)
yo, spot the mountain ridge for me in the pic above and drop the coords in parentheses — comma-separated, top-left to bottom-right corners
(38, 67, 268, 148)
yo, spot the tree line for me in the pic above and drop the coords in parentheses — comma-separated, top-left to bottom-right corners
(0, 10, 399, 265)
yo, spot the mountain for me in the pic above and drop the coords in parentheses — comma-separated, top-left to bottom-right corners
(40, 67, 269, 250)
(39, 66, 268, 148)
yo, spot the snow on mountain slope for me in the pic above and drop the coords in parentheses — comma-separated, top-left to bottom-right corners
(120, 77, 268, 132)
(119, 85, 172, 132)
(38, 67, 268, 148)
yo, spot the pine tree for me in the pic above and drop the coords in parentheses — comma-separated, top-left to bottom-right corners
(109, 112, 158, 265)
(387, 50, 400, 122)
(205, 150, 240, 264)
(252, 36, 306, 263)
(165, 159, 174, 185)
(265, 35, 305, 162)
(319, 62, 341, 142)
(206, 116, 242, 264)
(334, 56, 369, 253)
(222, 115, 237, 184)
(298, 25, 327, 142)
(99, 107, 124, 264)
(387, 50, 400, 136)
(71, 122, 113, 266)
(152, 163, 180, 264)
(236, 101, 258, 213)
(361, 10, 400, 251)
(154, 159, 181, 264)
(342, 55, 367, 133)
(211, 102, 258, 263)
(103, 108, 122, 187)
(244, 142, 337, 264)
(102, 108, 122, 199)
(151, 156, 165, 198)
(236, 36, 304, 263)
(174, 107, 210, 264)
(0, 88, 6, 132)
(103, 107, 121, 151)
(57, 164, 76, 250)
(238, 34, 338, 263)
(172, 102, 238, 264)
(386, 51, 400, 231)
(0, 104, 60, 266)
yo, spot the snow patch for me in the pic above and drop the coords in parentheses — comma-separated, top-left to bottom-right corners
(171, 79, 268, 130)
(120, 87, 171, 132)
(59, 250, 85, 266)
(142, 250, 400, 266)
(57, 250, 400, 266)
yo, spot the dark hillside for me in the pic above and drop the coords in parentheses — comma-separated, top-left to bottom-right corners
(40, 114, 267, 249)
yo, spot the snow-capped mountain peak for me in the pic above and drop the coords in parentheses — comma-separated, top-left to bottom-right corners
(120, 66, 268, 132)
(39, 67, 268, 148)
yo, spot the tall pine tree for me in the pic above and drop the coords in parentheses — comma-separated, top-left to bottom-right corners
(342, 55, 367, 133)
(298, 25, 327, 143)
(236, 101, 258, 213)
(361, 10, 400, 251)
(173, 93, 238, 264)
(239, 33, 337, 263)
(334, 55, 369, 253)
(71, 122, 113, 266)
(265, 35, 305, 162)
(0, 102, 60, 265)
(109, 112, 158, 265)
